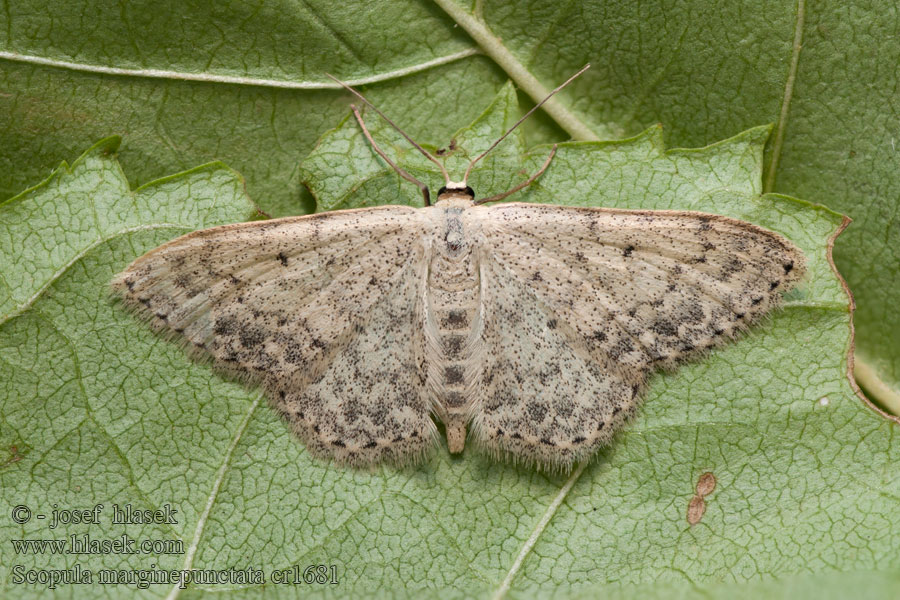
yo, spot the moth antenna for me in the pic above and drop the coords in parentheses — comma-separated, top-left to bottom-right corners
(350, 105, 431, 206)
(462, 64, 590, 185)
(326, 73, 452, 187)
(475, 145, 557, 205)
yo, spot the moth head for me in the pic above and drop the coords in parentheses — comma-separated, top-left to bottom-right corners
(437, 182, 476, 203)
(326, 64, 590, 206)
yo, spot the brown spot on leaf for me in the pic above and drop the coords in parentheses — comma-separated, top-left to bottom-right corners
(687, 495, 706, 526)
(696, 471, 717, 497)
(687, 471, 716, 525)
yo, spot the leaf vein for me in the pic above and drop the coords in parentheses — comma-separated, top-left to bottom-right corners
(1, 223, 193, 326)
(492, 461, 587, 599)
(164, 392, 262, 600)
(764, 0, 806, 192)
(0, 49, 481, 89)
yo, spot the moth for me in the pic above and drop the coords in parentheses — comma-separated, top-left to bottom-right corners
(111, 66, 805, 470)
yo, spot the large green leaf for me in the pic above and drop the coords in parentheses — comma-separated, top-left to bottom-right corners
(3, 1, 899, 597)
(4, 84, 897, 599)
(3, 0, 895, 411)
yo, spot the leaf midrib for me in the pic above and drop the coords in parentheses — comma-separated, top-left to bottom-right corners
(0, 48, 481, 89)
(763, 0, 806, 194)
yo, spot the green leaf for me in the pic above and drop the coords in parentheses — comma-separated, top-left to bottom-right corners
(0, 0, 501, 218)
(4, 86, 896, 599)
(3, 0, 896, 410)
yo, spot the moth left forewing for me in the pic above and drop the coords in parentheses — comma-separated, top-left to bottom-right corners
(112, 207, 424, 374)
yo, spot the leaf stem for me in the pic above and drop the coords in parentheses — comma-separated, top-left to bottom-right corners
(432, 0, 603, 141)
